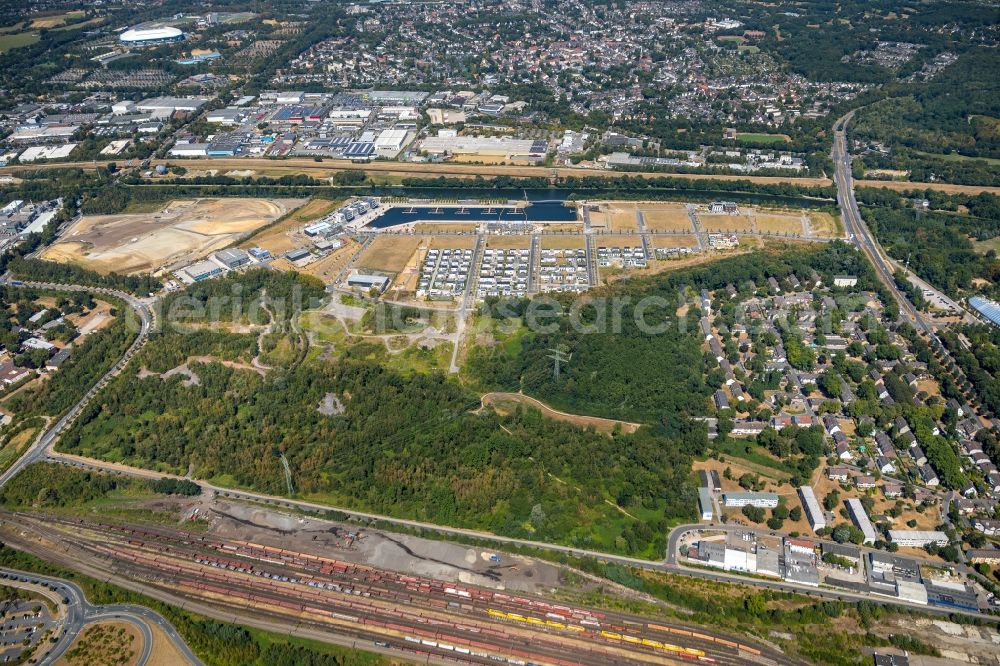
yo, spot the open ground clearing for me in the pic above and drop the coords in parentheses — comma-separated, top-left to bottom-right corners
(295, 242, 360, 282)
(430, 236, 477, 250)
(0, 31, 39, 53)
(736, 133, 791, 144)
(652, 235, 700, 248)
(598, 204, 639, 232)
(481, 392, 640, 434)
(42, 198, 301, 275)
(356, 236, 421, 274)
(486, 236, 532, 250)
(641, 204, 695, 232)
(754, 211, 806, 235)
(29, 10, 85, 28)
(146, 623, 194, 666)
(412, 222, 478, 234)
(698, 212, 755, 233)
(541, 236, 586, 250)
(856, 180, 1000, 195)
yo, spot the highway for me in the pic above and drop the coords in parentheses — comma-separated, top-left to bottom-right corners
(831, 113, 998, 429)
(0, 567, 202, 666)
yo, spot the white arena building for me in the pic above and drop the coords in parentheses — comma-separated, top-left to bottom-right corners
(119, 26, 185, 45)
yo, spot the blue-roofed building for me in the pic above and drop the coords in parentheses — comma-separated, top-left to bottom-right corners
(970, 296, 1000, 327)
(344, 142, 375, 158)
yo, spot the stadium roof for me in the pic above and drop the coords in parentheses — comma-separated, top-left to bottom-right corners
(120, 26, 184, 43)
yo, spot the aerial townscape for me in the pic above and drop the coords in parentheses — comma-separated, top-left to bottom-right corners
(0, 0, 998, 665)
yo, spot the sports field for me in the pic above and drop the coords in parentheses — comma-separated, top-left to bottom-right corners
(42, 198, 301, 275)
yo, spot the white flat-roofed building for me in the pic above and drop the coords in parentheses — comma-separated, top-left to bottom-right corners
(17, 144, 76, 162)
(722, 492, 778, 508)
(169, 143, 209, 157)
(374, 128, 409, 152)
(136, 96, 209, 114)
(845, 498, 878, 544)
(798, 486, 826, 531)
(419, 135, 540, 157)
(698, 487, 713, 521)
(887, 530, 949, 548)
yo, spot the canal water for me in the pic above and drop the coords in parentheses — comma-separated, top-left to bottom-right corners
(368, 200, 579, 228)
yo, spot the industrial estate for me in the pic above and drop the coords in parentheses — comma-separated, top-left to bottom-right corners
(0, 1, 998, 666)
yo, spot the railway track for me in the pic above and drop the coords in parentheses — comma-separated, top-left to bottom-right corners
(6, 514, 787, 666)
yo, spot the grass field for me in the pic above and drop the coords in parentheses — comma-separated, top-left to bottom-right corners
(587, 210, 610, 229)
(605, 206, 639, 232)
(30, 10, 84, 28)
(641, 205, 694, 232)
(698, 212, 754, 232)
(913, 150, 1000, 167)
(481, 392, 640, 434)
(412, 222, 478, 233)
(430, 236, 476, 250)
(736, 133, 791, 144)
(806, 210, 843, 238)
(857, 180, 1000, 195)
(653, 235, 699, 248)
(486, 236, 532, 250)
(356, 237, 421, 273)
(754, 211, 804, 234)
(0, 31, 39, 53)
(541, 236, 586, 250)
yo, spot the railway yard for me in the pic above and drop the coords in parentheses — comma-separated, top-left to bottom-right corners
(0, 507, 785, 666)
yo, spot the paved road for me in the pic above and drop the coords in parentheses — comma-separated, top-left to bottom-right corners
(0, 568, 202, 666)
(831, 113, 997, 430)
(0, 278, 153, 488)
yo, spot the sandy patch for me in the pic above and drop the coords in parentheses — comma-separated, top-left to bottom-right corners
(42, 198, 301, 275)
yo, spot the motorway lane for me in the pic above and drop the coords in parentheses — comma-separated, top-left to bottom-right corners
(831, 114, 1000, 430)
(0, 568, 203, 666)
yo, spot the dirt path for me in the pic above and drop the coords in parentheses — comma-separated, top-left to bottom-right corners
(480, 392, 641, 434)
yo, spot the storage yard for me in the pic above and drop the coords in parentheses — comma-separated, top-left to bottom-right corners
(42, 198, 301, 275)
(0, 508, 778, 666)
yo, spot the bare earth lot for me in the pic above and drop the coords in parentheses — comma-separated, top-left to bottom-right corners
(43, 198, 302, 275)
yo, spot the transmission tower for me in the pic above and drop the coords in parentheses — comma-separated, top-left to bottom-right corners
(547, 346, 570, 379)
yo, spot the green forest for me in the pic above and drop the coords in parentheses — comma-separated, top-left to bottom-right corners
(469, 242, 885, 422)
(45, 245, 892, 557)
(861, 205, 1000, 299)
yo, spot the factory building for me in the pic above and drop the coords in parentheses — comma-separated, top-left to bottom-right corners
(347, 273, 389, 293)
(214, 248, 250, 270)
